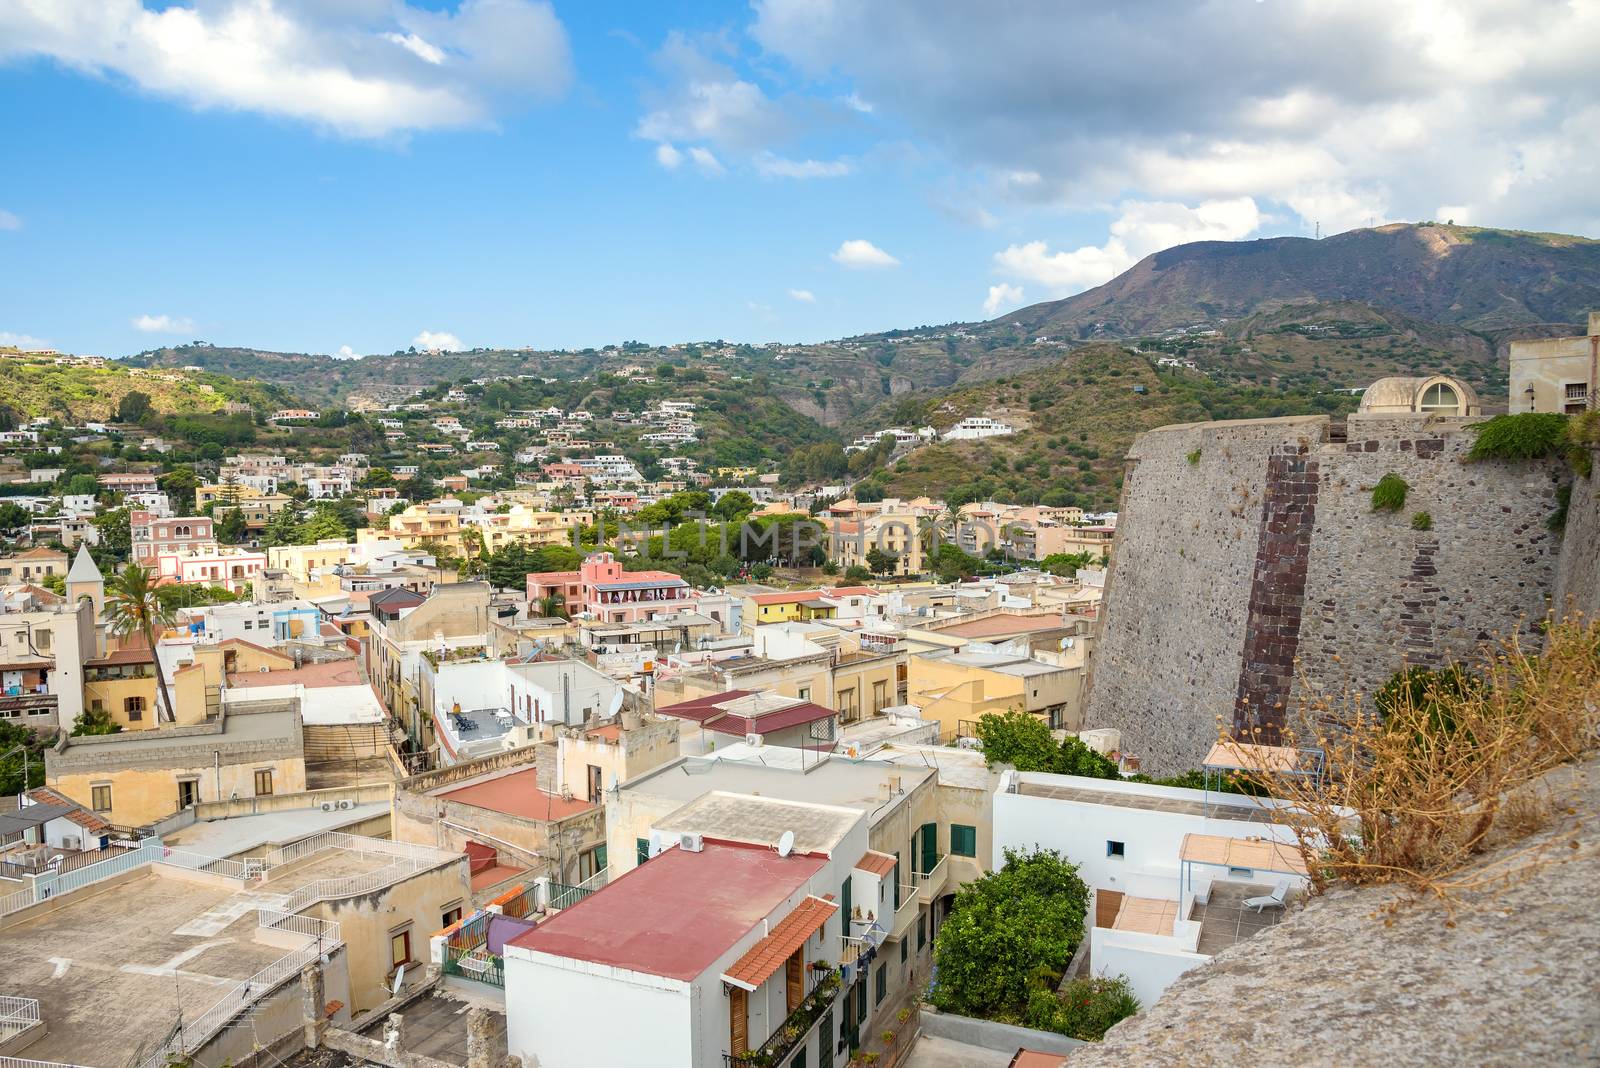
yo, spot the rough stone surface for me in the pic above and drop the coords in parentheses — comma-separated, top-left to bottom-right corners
(1066, 761, 1600, 1067)
(1551, 449, 1599, 622)
(1085, 414, 1575, 772)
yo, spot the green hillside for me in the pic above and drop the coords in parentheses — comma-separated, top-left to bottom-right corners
(0, 349, 290, 421)
(851, 346, 1358, 509)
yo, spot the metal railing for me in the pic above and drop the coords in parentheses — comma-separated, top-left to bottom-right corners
(1, 1059, 96, 1068)
(547, 881, 596, 910)
(134, 910, 344, 1068)
(0, 838, 167, 917)
(725, 968, 841, 1068)
(916, 853, 949, 902)
(0, 997, 40, 1037)
(442, 943, 505, 988)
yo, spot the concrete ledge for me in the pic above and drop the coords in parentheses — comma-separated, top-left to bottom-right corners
(917, 1004, 1082, 1056)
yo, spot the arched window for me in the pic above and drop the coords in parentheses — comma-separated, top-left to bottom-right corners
(1419, 382, 1460, 413)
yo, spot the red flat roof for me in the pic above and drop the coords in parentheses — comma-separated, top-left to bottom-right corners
(508, 840, 826, 981)
(439, 767, 595, 822)
(654, 690, 836, 737)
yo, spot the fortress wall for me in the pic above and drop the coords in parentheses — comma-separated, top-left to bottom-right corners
(1085, 414, 1571, 773)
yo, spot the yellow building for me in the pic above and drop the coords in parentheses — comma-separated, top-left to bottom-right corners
(905, 646, 1077, 741)
(384, 506, 465, 554)
(267, 539, 356, 583)
(1508, 311, 1597, 414)
(46, 697, 307, 827)
(472, 505, 589, 552)
(826, 513, 929, 577)
(81, 646, 170, 730)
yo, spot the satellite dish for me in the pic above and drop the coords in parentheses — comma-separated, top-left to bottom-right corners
(608, 691, 625, 717)
(776, 830, 795, 858)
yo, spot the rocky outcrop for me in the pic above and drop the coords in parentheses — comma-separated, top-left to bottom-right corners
(1068, 762, 1600, 1067)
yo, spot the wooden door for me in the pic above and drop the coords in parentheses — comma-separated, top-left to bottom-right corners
(786, 948, 805, 1012)
(730, 986, 748, 1053)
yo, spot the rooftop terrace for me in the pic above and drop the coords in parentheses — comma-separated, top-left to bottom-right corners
(1014, 778, 1283, 825)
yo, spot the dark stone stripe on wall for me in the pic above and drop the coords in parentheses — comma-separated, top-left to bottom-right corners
(1234, 446, 1319, 742)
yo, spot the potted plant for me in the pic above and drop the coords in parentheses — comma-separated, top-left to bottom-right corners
(882, 1029, 896, 1045)
(896, 1007, 911, 1024)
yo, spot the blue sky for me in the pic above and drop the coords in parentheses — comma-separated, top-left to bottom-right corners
(2, 1, 1596, 359)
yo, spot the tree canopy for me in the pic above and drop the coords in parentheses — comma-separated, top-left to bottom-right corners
(931, 848, 1091, 1020)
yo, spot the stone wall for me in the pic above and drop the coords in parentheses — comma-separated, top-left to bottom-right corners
(1084, 414, 1571, 773)
(1551, 449, 1600, 622)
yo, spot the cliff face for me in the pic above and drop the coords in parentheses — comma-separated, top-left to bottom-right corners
(1066, 760, 1600, 1068)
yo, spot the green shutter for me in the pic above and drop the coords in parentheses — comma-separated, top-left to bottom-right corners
(875, 963, 886, 1005)
(892, 854, 900, 909)
(920, 822, 937, 873)
(842, 875, 852, 931)
(594, 843, 607, 871)
(952, 824, 976, 858)
(637, 838, 650, 865)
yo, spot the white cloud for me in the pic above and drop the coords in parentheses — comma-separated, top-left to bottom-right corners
(413, 329, 464, 351)
(335, 345, 360, 360)
(788, 288, 816, 303)
(0, 210, 20, 231)
(132, 313, 196, 333)
(983, 283, 1024, 315)
(383, 32, 445, 66)
(994, 197, 1263, 294)
(688, 146, 725, 175)
(0, 0, 573, 140)
(840, 92, 873, 114)
(832, 239, 899, 269)
(655, 143, 683, 169)
(0, 331, 50, 349)
(754, 152, 851, 179)
(752, 0, 1600, 236)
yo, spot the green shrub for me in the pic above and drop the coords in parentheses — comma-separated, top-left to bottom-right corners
(1466, 412, 1569, 461)
(1410, 511, 1433, 531)
(1371, 473, 1409, 512)
(1024, 975, 1141, 1041)
(1185, 449, 1202, 466)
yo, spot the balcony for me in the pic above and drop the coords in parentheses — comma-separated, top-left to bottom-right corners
(726, 968, 841, 1068)
(886, 884, 920, 942)
(916, 854, 949, 904)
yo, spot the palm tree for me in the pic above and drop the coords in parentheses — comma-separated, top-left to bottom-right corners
(104, 563, 179, 724)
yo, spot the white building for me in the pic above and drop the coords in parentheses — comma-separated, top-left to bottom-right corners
(941, 417, 1015, 441)
(504, 794, 871, 1068)
(423, 654, 626, 765)
(992, 758, 1313, 1006)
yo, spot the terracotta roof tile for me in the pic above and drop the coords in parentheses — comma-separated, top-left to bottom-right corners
(722, 894, 838, 991)
(854, 851, 897, 878)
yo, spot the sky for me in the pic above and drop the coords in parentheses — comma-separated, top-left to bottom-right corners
(1, 0, 1597, 359)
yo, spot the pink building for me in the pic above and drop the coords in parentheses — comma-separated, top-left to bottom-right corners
(527, 552, 690, 624)
(153, 547, 267, 593)
(131, 512, 216, 565)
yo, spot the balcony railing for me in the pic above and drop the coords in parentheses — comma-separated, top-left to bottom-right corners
(443, 943, 505, 987)
(916, 854, 949, 903)
(887, 884, 920, 941)
(725, 968, 841, 1068)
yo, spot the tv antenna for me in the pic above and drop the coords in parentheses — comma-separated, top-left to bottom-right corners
(776, 830, 795, 858)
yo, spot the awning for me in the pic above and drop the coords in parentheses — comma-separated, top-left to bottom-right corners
(1180, 833, 1308, 876)
(722, 895, 838, 991)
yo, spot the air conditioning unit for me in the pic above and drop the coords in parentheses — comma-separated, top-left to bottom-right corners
(320, 801, 336, 812)
(744, 732, 763, 747)
(337, 799, 354, 811)
(62, 835, 81, 851)
(679, 831, 704, 853)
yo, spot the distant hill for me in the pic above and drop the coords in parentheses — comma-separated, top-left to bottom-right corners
(997, 223, 1600, 341)
(0, 349, 289, 421)
(850, 345, 1358, 510)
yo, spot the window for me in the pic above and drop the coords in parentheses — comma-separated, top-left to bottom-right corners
(1565, 382, 1590, 415)
(900, 936, 907, 963)
(637, 838, 651, 866)
(1419, 382, 1460, 413)
(950, 824, 977, 858)
(917, 913, 927, 950)
(797, 686, 811, 701)
(578, 844, 607, 882)
(587, 764, 603, 804)
(91, 783, 112, 812)
(1107, 840, 1125, 858)
(254, 769, 274, 796)
(441, 904, 463, 929)
(124, 695, 145, 721)
(875, 963, 886, 1005)
(390, 927, 412, 969)
(90, 699, 103, 712)
(177, 779, 199, 808)
(872, 680, 887, 713)
(35, 629, 50, 651)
